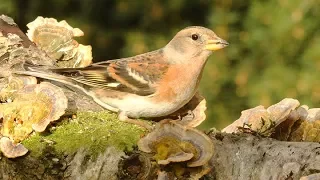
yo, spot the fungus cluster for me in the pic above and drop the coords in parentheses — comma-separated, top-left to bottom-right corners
(0, 16, 94, 159)
(0, 16, 94, 158)
(0, 76, 68, 158)
(137, 121, 213, 179)
(222, 98, 320, 142)
(26, 16, 92, 68)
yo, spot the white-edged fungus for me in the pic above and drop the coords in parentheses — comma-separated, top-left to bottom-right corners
(138, 121, 213, 167)
(0, 137, 28, 158)
(222, 98, 301, 136)
(18, 82, 68, 132)
(26, 16, 92, 68)
(0, 82, 68, 144)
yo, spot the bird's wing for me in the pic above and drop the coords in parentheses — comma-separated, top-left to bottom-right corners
(51, 50, 169, 96)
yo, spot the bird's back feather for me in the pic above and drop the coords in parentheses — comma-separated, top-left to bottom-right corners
(21, 49, 169, 96)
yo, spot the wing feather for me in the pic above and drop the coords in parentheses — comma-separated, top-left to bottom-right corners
(50, 49, 169, 96)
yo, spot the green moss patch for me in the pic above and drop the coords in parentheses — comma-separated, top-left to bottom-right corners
(23, 111, 146, 157)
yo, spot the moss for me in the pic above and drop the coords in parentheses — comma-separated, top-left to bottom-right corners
(23, 111, 146, 157)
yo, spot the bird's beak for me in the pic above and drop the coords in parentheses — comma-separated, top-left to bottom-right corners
(205, 37, 229, 51)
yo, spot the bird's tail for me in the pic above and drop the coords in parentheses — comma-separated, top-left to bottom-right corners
(14, 62, 89, 93)
(16, 62, 69, 83)
(15, 62, 120, 112)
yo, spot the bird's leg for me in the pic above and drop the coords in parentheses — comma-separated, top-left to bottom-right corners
(118, 111, 153, 131)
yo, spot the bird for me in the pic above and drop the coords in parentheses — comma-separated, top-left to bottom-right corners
(16, 26, 228, 124)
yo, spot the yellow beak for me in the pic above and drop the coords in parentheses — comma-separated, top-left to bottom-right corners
(205, 38, 229, 51)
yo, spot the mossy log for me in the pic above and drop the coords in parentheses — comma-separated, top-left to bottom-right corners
(1, 129, 320, 179)
(0, 15, 320, 180)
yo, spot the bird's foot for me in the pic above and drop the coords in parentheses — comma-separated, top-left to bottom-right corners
(118, 111, 153, 131)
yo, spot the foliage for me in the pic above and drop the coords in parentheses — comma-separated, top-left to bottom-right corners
(2, 0, 320, 129)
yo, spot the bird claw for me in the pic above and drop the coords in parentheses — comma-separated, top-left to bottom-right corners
(118, 111, 153, 131)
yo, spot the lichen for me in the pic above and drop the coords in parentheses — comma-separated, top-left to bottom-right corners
(23, 111, 146, 157)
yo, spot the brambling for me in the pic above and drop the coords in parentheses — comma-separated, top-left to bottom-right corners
(17, 26, 228, 123)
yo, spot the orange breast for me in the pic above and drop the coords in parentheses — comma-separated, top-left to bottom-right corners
(152, 63, 202, 103)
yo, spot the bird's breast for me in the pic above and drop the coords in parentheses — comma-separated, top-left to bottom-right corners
(152, 62, 203, 107)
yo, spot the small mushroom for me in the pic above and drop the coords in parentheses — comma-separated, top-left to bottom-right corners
(0, 137, 28, 158)
(138, 121, 214, 167)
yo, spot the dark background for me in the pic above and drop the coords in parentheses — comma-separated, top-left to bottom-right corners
(2, 0, 320, 129)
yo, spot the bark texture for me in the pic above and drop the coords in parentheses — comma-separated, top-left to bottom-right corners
(0, 133, 320, 179)
(208, 133, 320, 180)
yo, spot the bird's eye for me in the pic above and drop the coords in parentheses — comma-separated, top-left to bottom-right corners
(191, 34, 199, 40)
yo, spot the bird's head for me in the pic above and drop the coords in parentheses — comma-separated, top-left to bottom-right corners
(164, 26, 228, 64)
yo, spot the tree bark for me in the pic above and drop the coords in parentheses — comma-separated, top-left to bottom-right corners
(208, 133, 320, 180)
(0, 132, 319, 180)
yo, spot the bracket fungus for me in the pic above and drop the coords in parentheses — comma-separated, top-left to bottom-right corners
(138, 121, 213, 168)
(0, 136, 28, 158)
(0, 75, 37, 102)
(0, 80, 67, 157)
(26, 16, 92, 68)
(222, 98, 320, 143)
(7, 75, 38, 91)
(12, 81, 68, 132)
(222, 98, 300, 136)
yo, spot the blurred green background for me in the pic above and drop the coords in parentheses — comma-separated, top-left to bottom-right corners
(2, 0, 320, 130)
